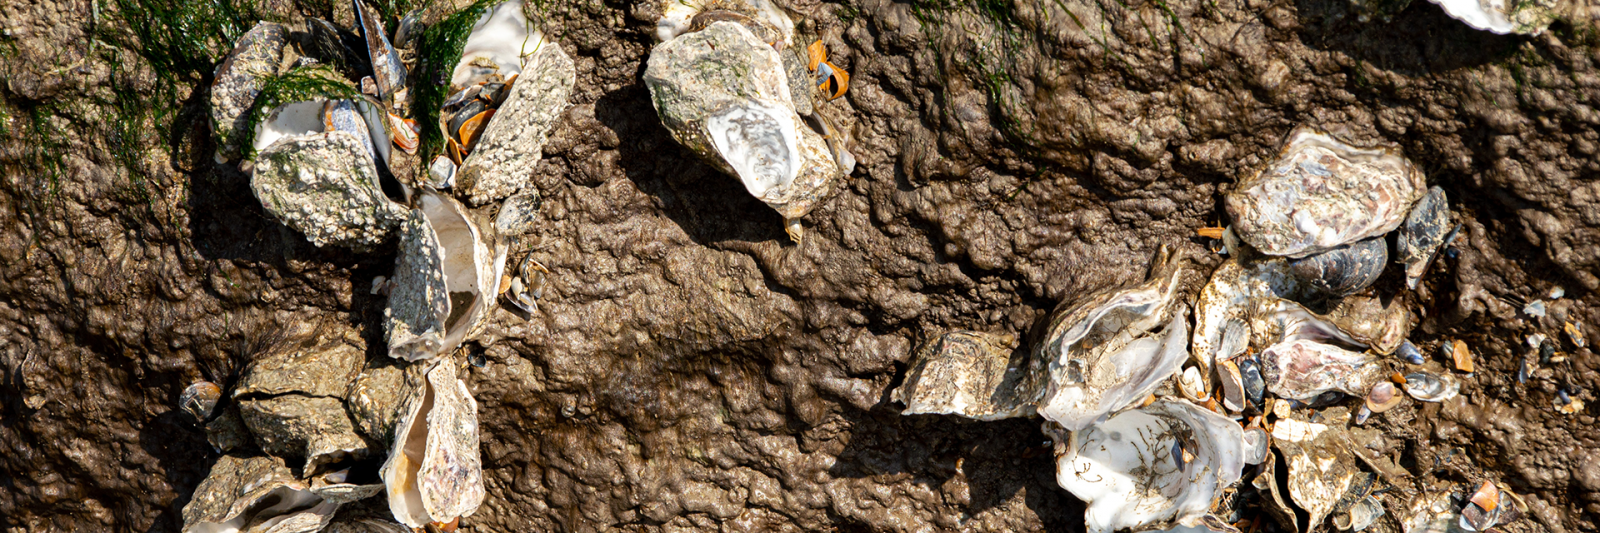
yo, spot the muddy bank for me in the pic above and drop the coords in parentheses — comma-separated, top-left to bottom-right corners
(1, 0, 1598, 531)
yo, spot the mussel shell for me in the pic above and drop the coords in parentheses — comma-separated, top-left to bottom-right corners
(1288, 236, 1388, 297)
(1396, 186, 1451, 289)
(1398, 339, 1425, 365)
(1403, 372, 1460, 402)
(1239, 358, 1266, 411)
(1242, 427, 1270, 465)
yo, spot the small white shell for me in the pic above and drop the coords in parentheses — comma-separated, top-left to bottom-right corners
(1178, 366, 1208, 402)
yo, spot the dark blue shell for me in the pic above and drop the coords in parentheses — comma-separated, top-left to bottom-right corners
(1239, 358, 1265, 411)
(1288, 236, 1388, 296)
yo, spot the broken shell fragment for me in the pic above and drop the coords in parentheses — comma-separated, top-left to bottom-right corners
(1448, 340, 1475, 373)
(892, 330, 1036, 420)
(1426, 0, 1563, 35)
(381, 361, 485, 528)
(181, 455, 341, 533)
(250, 129, 409, 252)
(1566, 321, 1587, 348)
(1242, 427, 1270, 465)
(504, 254, 550, 314)
(180, 381, 223, 423)
(1333, 496, 1384, 532)
(1272, 419, 1360, 533)
(1403, 372, 1461, 402)
(1398, 339, 1425, 365)
(1226, 126, 1426, 258)
(385, 191, 500, 362)
(1287, 236, 1388, 297)
(1050, 399, 1245, 533)
(1217, 360, 1246, 413)
(644, 20, 840, 242)
(1396, 186, 1451, 290)
(1036, 250, 1196, 430)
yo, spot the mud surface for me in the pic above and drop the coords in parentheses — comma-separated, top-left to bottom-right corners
(2, 0, 1599, 531)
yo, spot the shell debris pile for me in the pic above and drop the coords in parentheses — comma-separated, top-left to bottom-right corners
(892, 125, 1570, 533)
(182, 0, 574, 530)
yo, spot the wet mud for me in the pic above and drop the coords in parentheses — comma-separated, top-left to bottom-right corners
(1, 0, 1598, 531)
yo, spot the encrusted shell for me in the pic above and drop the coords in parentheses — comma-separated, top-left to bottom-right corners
(1320, 294, 1411, 355)
(452, 4, 576, 205)
(1192, 257, 1308, 384)
(1396, 186, 1452, 289)
(1403, 371, 1461, 402)
(655, 0, 796, 46)
(891, 330, 1036, 420)
(1226, 126, 1426, 258)
(381, 361, 485, 528)
(385, 191, 501, 361)
(644, 20, 840, 242)
(250, 130, 409, 252)
(1287, 236, 1387, 297)
(211, 22, 291, 162)
(232, 321, 369, 474)
(1049, 399, 1245, 533)
(1036, 250, 1197, 430)
(181, 455, 340, 533)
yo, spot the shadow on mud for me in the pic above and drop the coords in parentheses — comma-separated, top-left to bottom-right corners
(1292, 0, 1525, 77)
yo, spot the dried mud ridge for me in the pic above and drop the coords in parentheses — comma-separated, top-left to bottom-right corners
(2, 0, 1600, 531)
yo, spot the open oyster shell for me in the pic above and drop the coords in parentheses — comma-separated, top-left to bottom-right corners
(447, 0, 576, 205)
(644, 20, 840, 242)
(1049, 399, 1245, 533)
(1260, 339, 1384, 401)
(381, 361, 485, 528)
(385, 190, 501, 361)
(1036, 249, 1196, 431)
(250, 128, 408, 252)
(1226, 126, 1426, 258)
(891, 330, 1038, 420)
(1426, 0, 1566, 34)
(181, 455, 341, 533)
(1192, 256, 1309, 382)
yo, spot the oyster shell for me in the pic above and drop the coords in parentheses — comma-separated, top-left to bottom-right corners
(1396, 186, 1452, 290)
(211, 22, 292, 163)
(233, 322, 369, 474)
(1260, 339, 1385, 401)
(237, 396, 369, 476)
(1320, 295, 1410, 355)
(1403, 371, 1460, 402)
(1426, 0, 1565, 34)
(250, 128, 408, 252)
(1226, 127, 1426, 258)
(644, 20, 840, 242)
(1049, 399, 1245, 533)
(655, 0, 796, 46)
(1287, 236, 1388, 297)
(449, 1, 577, 205)
(1272, 419, 1361, 533)
(891, 330, 1037, 420)
(1036, 249, 1196, 430)
(181, 455, 341, 533)
(385, 190, 501, 361)
(381, 361, 485, 528)
(1192, 257, 1309, 384)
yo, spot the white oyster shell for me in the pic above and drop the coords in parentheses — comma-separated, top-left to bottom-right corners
(1426, 0, 1565, 34)
(181, 455, 341, 533)
(385, 190, 499, 361)
(655, 0, 795, 46)
(644, 20, 840, 241)
(1050, 399, 1245, 533)
(249, 129, 408, 252)
(1226, 127, 1426, 258)
(1036, 252, 1195, 431)
(381, 361, 485, 528)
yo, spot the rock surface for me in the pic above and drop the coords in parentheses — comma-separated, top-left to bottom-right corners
(2, 0, 1600, 532)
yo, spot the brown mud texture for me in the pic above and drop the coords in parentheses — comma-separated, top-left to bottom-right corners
(3, 0, 1600, 531)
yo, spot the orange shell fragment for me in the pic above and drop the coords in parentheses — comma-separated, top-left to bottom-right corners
(1470, 481, 1500, 513)
(807, 40, 826, 71)
(820, 61, 849, 100)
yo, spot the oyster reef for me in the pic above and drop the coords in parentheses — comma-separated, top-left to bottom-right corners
(3, 0, 1599, 531)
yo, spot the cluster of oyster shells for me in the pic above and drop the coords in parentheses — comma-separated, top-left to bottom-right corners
(185, 1, 575, 530)
(894, 126, 1508, 532)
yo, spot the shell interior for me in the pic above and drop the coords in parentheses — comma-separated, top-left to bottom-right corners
(381, 362, 485, 527)
(1425, 0, 1559, 34)
(1259, 339, 1382, 401)
(1053, 399, 1245, 533)
(706, 99, 802, 199)
(386, 191, 497, 361)
(1040, 306, 1190, 431)
(450, 0, 544, 91)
